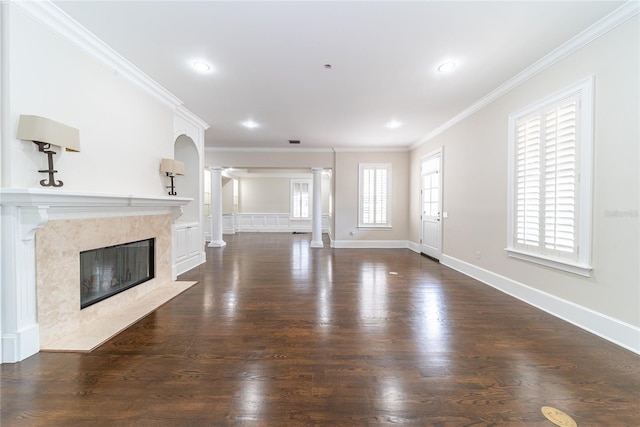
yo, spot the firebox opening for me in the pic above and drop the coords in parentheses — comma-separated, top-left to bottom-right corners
(80, 238, 155, 309)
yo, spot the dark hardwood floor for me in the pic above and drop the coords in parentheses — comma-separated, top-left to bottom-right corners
(2, 233, 639, 426)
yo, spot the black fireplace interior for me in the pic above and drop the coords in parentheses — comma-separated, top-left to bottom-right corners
(80, 238, 155, 309)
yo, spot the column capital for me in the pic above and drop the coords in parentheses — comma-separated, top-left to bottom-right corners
(311, 167, 324, 173)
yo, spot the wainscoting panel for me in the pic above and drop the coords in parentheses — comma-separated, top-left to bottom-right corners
(174, 222, 204, 276)
(223, 213, 330, 234)
(222, 214, 235, 235)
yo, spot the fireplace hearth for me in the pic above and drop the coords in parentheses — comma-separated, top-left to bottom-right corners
(80, 238, 155, 309)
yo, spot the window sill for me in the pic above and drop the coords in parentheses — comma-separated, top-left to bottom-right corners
(358, 226, 392, 231)
(506, 248, 592, 277)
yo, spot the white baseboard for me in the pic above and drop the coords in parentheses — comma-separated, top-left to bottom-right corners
(2, 324, 40, 363)
(233, 228, 331, 234)
(441, 254, 640, 355)
(331, 240, 409, 249)
(235, 228, 309, 233)
(407, 241, 421, 253)
(175, 254, 206, 277)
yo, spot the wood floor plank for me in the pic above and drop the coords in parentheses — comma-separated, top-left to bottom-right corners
(1, 233, 639, 426)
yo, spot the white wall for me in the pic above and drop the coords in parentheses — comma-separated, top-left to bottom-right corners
(239, 177, 291, 213)
(221, 177, 235, 215)
(409, 17, 639, 344)
(4, 5, 174, 195)
(237, 174, 331, 215)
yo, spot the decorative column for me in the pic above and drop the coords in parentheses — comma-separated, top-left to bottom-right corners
(310, 168, 323, 248)
(208, 167, 226, 248)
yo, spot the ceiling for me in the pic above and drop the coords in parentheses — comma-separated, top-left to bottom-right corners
(55, 1, 624, 150)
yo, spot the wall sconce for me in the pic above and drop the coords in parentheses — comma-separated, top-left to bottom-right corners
(17, 115, 80, 187)
(160, 158, 185, 196)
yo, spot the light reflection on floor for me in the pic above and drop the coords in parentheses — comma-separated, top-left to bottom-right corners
(359, 262, 389, 326)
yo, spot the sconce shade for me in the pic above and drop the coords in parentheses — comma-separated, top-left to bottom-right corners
(17, 115, 80, 152)
(173, 160, 185, 175)
(160, 158, 174, 174)
(160, 158, 185, 176)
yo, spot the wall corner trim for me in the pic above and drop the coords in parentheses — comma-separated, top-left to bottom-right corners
(409, 0, 640, 151)
(440, 254, 640, 355)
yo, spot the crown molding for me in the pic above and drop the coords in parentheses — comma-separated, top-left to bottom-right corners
(175, 105, 209, 130)
(332, 147, 409, 153)
(12, 0, 183, 109)
(410, 0, 640, 150)
(205, 147, 335, 153)
(206, 146, 409, 153)
(232, 172, 313, 179)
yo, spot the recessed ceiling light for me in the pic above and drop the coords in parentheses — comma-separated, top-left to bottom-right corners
(193, 61, 211, 72)
(385, 120, 403, 129)
(437, 62, 456, 73)
(242, 120, 259, 129)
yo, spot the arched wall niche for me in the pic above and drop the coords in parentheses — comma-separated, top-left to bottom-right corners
(174, 134, 199, 222)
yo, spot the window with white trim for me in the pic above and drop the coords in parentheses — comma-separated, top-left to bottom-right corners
(507, 77, 593, 276)
(359, 163, 391, 228)
(291, 179, 311, 219)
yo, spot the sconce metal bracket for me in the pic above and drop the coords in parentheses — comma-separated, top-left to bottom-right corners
(34, 141, 63, 187)
(165, 173, 177, 196)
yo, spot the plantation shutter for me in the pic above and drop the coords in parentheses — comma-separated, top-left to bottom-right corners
(515, 115, 541, 248)
(374, 168, 388, 224)
(360, 164, 390, 226)
(362, 168, 375, 224)
(292, 182, 302, 218)
(544, 100, 577, 254)
(292, 181, 310, 219)
(514, 95, 579, 259)
(300, 182, 309, 218)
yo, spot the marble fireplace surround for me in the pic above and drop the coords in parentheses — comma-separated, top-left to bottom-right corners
(1, 189, 195, 362)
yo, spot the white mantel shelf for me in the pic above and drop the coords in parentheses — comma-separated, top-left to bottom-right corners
(0, 188, 193, 226)
(0, 188, 192, 208)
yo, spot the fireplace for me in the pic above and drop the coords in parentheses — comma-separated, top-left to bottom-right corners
(80, 238, 155, 309)
(0, 189, 193, 363)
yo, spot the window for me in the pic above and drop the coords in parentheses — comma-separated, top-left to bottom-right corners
(359, 163, 391, 228)
(507, 77, 593, 276)
(291, 180, 311, 219)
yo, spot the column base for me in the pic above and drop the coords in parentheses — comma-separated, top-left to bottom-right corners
(208, 240, 227, 248)
(310, 240, 324, 248)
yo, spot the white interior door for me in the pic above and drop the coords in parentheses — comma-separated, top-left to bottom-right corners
(421, 150, 442, 259)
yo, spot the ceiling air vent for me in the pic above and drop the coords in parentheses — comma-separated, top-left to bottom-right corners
(289, 140, 300, 144)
